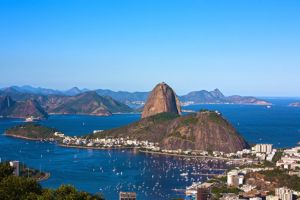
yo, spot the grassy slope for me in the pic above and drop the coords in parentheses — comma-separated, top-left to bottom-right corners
(5, 123, 57, 139)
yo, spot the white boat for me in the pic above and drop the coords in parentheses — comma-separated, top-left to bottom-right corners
(180, 172, 188, 177)
(25, 117, 34, 122)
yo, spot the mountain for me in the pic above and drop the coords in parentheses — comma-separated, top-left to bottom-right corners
(2, 85, 63, 96)
(64, 87, 82, 96)
(92, 111, 249, 153)
(95, 89, 149, 104)
(142, 82, 181, 118)
(45, 91, 134, 116)
(0, 96, 48, 119)
(180, 89, 224, 103)
(0, 91, 133, 118)
(0, 86, 87, 96)
(180, 89, 270, 105)
(225, 95, 270, 105)
(0, 85, 271, 106)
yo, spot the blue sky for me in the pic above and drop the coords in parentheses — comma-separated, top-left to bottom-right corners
(0, 0, 300, 96)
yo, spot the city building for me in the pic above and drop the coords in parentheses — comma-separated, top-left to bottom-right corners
(119, 192, 136, 200)
(196, 187, 209, 200)
(9, 160, 20, 176)
(227, 170, 244, 187)
(252, 144, 273, 154)
(275, 187, 293, 200)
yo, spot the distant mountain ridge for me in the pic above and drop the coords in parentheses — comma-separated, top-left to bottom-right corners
(95, 89, 149, 104)
(0, 85, 89, 96)
(0, 85, 271, 106)
(0, 91, 134, 119)
(44, 91, 133, 116)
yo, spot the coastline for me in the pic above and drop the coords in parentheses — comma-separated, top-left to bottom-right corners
(139, 150, 233, 160)
(4, 133, 46, 141)
(58, 143, 135, 150)
(4, 134, 243, 160)
(37, 172, 50, 182)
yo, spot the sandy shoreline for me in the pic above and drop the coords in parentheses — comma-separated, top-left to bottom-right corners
(4, 133, 46, 141)
(58, 144, 135, 150)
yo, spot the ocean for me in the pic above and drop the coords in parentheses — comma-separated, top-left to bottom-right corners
(0, 99, 300, 199)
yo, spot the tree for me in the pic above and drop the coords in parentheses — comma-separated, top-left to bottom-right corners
(0, 176, 42, 200)
(0, 162, 14, 181)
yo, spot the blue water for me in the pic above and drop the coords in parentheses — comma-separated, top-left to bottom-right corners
(185, 101, 300, 148)
(1, 100, 300, 199)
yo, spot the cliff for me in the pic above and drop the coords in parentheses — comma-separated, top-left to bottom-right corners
(141, 82, 181, 118)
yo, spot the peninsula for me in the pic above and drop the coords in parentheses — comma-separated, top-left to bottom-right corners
(5, 123, 58, 140)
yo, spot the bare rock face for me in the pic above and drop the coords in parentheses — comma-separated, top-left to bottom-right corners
(142, 82, 181, 118)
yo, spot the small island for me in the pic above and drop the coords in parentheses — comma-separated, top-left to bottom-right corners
(289, 102, 300, 107)
(4, 123, 59, 141)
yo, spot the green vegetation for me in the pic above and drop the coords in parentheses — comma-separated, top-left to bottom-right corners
(272, 151, 283, 163)
(199, 109, 209, 112)
(260, 169, 300, 191)
(149, 112, 179, 123)
(207, 176, 227, 184)
(211, 186, 240, 199)
(181, 114, 198, 125)
(167, 131, 195, 142)
(5, 123, 57, 139)
(208, 112, 224, 125)
(0, 163, 104, 200)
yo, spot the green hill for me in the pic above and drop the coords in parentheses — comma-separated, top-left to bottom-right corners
(90, 111, 249, 153)
(5, 123, 57, 140)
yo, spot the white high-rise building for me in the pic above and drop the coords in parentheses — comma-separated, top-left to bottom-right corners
(9, 160, 20, 176)
(252, 144, 273, 154)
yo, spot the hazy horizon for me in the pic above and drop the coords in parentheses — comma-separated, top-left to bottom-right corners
(1, 0, 300, 96)
(2, 84, 300, 98)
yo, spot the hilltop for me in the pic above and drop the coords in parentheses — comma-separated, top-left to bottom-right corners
(91, 111, 249, 153)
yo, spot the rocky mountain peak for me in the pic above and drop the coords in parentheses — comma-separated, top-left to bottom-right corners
(211, 88, 225, 98)
(141, 82, 181, 118)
